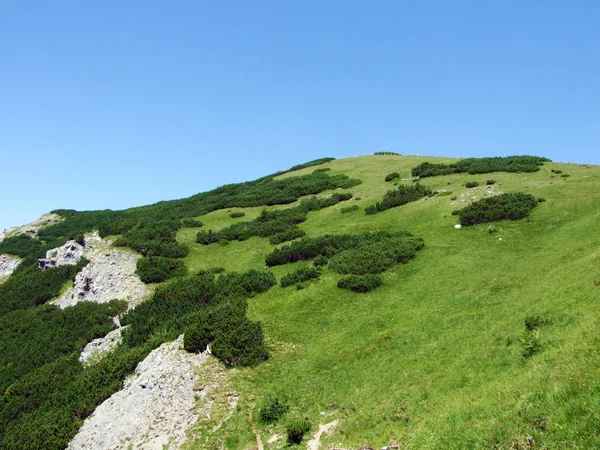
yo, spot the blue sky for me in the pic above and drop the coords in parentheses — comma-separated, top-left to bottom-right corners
(1, 1, 598, 229)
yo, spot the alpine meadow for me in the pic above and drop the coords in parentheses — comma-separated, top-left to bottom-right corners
(1, 154, 599, 449)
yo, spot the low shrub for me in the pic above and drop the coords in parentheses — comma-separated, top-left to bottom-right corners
(258, 395, 289, 424)
(385, 172, 400, 182)
(280, 266, 320, 287)
(183, 325, 212, 353)
(269, 228, 306, 245)
(537, 197, 546, 202)
(337, 274, 383, 292)
(411, 155, 550, 178)
(312, 168, 331, 173)
(486, 180, 496, 185)
(521, 330, 543, 358)
(374, 151, 401, 155)
(229, 211, 245, 218)
(365, 183, 432, 215)
(286, 418, 311, 445)
(312, 254, 328, 266)
(135, 256, 187, 284)
(208, 266, 225, 274)
(181, 218, 203, 227)
(465, 181, 479, 188)
(196, 230, 219, 245)
(560, 174, 570, 178)
(551, 169, 562, 174)
(453, 193, 539, 226)
(341, 205, 359, 213)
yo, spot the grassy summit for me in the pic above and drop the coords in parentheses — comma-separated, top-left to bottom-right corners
(177, 155, 600, 448)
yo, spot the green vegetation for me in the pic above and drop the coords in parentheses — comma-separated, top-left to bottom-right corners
(181, 218, 203, 227)
(384, 172, 400, 182)
(340, 204, 359, 213)
(229, 211, 245, 218)
(337, 274, 383, 292)
(280, 266, 321, 287)
(135, 256, 187, 283)
(453, 193, 539, 226)
(374, 151, 401, 156)
(364, 183, 432, 214)
(411, 155, 550, 178)
(288, 157, 335, 172)
(258, 395, 289, 424)
(465, 181, 479, 188)
(0, 259, 88, 315)
(286, 418, 311, 445)
(3, 154, 600, 449)
(197, 192, 353, 245)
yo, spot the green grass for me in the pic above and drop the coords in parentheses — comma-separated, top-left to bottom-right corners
(177, 156, 600, 449)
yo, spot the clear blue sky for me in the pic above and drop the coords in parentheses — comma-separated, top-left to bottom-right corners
(1, 1, 598, 229)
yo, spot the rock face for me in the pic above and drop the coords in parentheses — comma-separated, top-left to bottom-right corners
(68, 336, 220, 450)
(79, 326, 126, 364)
(0, 213, 62, 243)
(39, 240, 85, 270)
(52, 232, 149, 309)
(0, 255, 21, 282)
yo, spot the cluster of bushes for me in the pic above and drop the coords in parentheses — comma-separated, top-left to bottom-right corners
(551, 169, 562, 174)
(341, 204, 359, 213)
(0, 299, 131, 449)
(197, 193, 353, 246)
(229, 211, 245, 218)
(181, 218, 203, 227)
(385, 172, 400, 182)
(374, 151, 401, 156)
(135, 256, 187, 284)
(280, 266, 321, 287)
(0, 258, 88, 315)
(465, 181, 479, 188)
(113, 219, 189, 258)
(364, 183, 432, 215)
(337, 274, 382, 292)
(269, 228, 306, 245)
(266, 231, 423, 292)
(288, 157, 335, 172)
(453, 193, 539, 226)
(329, 236, 424, 275)
(486, 180, 496, 185)
(411, 155, 550, 178)
(3, 167, 360, 263)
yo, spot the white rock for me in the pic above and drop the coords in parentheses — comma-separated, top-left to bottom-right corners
(79, 327, 127, 364)
(0, 213, 62, 243)
(0, 255, 21, 282)
(67, 336, 217, 450)
(39, 240, 85, 270)
(454, 224, 462, 229)
(52, 232, 149, 309)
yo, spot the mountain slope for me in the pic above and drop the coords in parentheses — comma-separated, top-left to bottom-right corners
(1, 155, 599, 449)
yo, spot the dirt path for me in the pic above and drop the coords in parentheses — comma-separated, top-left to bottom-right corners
(307, 420, 339, 450)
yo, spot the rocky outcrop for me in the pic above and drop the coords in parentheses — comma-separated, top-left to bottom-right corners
(52, 232, 149, 309)
(79, 326, 127, 364)
(39, 240, 85, 270)
(0, 255, 21, 282)
(0, 213, 62, 243)
(68, 336, 224, 450)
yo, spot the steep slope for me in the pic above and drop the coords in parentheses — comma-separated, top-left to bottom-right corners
(1, 155, 599, 449)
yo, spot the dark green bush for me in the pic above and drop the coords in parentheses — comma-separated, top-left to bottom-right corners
(411, 155, 550, 178)
(486, 180, 496, 185)
(229, 211, 245, 218)
(537, 197, 546, 203)
(280, 266, 320, 287)
(269, 228, 306, 245)
(208, 266, 225, 274)
(374, 151, 401, 155)
(212, 317, 269, 367)
(135, 256, 187, 284)
(184, 325, 212, 353)
(337, 274, 383, 292)
(258, 395, 288, 424)
(286, 418, 311, 445)
(0, 234, 47, 259)
(312, 254, 328, 266)
(551, 169, 562, 174)
(341, 204, 359, 213)
(453, 193, 539, 226)
(288, 157, 335, 171)
(181, 218, 203, 227)
(364, 183, 432, 215)
(560, 174, 570, 178)
(465, 181, 479, 188)
(312, 168, 331, 173)
(521, 330, 543, 358)
(385, 172, 400, 182)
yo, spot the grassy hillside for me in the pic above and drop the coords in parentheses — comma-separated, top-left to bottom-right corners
(1, 154, 598, 449)
(177, 155, 600, 448)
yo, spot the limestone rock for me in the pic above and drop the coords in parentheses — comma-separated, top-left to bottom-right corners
(79, 326, 127, 364)
(67, 336, 217, 450)
(39, 240, 85, 270)
(0, 255, 21, 282)
(0, 213, 62, 243)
